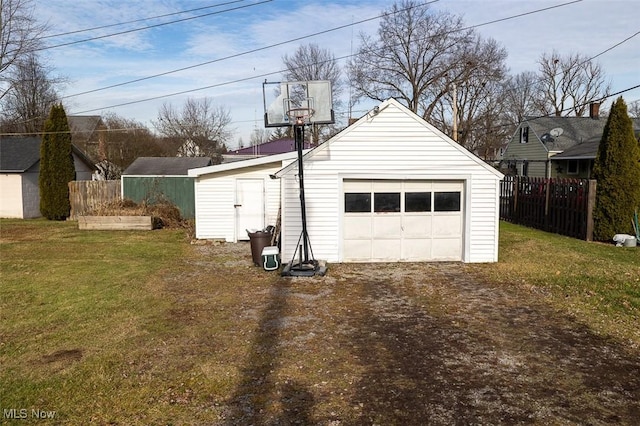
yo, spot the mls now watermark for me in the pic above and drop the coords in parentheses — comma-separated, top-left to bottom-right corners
(3, 408, 57, 420)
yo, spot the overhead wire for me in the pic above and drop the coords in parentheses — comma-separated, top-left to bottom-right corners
(67, 0, 585, 112)
(41, 0, 248, 39)
(60, 0, 441, 100)
(32, 0, 273, 52)
(5, 0, 638, 136)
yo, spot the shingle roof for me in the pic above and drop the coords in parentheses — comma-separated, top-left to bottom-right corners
(67, 115, 103, 139)
(123, 157, 212, 175)
(227, 138, 312, 156)
(0, 136, 43, 172)
(0, 136, 96, 172)
(525, 116, 608, 152)
(526, 117, 640, 158)
(538, 117, 640, 159)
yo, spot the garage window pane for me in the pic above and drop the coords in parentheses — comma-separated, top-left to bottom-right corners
(434, 192, 461, 211)
(405, 192, 431, 212)
(345, 193, 371, 212)
(374, 193, 400, 212)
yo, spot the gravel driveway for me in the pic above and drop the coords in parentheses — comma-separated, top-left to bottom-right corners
(185, 243, 640, 425)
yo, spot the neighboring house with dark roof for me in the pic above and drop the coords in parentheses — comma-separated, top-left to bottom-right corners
(121, 157, 212, 219)
(502, 103, 640, 178)
(0, 136, 96, 218)
(222, 138, 313, 162)
(67, 115, 107, 162)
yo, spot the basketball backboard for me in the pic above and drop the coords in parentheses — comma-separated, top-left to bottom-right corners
(263, 80, 334, 127)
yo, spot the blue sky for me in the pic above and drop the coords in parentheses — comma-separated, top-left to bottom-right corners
(34, 0, 639, 148)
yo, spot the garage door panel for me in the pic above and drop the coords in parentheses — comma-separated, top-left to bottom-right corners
(343, 179, 463, 262)
(402, 239, 432, 261)
(344, 239, 371, 261)
(433, 181, 464, 191)
(432, 238, 462, 259)
(403, 214, 431, 237)
(344, 180, 372, 192)
(373, 215, 402, 238)
(344, 216, 371, 239)
(432, 215, 462, 237)
(373, 180, 402, 192)
(372, 239, 401, 260)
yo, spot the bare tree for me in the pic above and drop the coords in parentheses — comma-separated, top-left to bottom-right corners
(0, 0, 47, 100)
(153, 97, 232, 163)
(282, 43, 342, 143)
(430, 35, 508, 151)
(501, 71, 543, 126)
(535, 51, 611, 117)
(627, 99, 640, 118)
(282, 43, 342, 103)
(249, 127, 270, 146)
(348, 0, 486, 122)
(101, 112, 160, 171)
(268, 126, 291, 141)
(0, 53, 63, 134)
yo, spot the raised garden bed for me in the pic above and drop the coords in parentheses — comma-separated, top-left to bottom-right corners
(78, 216, 159, 230)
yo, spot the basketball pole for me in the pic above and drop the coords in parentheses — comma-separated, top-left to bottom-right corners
(294, 121, 311, 264)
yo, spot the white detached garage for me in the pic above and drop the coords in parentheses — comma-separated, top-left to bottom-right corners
(275, 98, 504, 263)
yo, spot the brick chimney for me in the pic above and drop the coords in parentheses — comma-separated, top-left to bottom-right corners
(589, 102, 600, 119)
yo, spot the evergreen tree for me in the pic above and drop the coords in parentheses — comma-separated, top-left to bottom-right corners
(592, 97, 640, 241)
(39, 104, 75, 220)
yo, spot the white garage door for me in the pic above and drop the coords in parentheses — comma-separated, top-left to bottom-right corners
(343, 180, 463, 262)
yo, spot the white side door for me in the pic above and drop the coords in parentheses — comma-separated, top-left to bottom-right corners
(235, 179, 264, 241)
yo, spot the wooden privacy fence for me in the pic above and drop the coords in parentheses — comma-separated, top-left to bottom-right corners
(500, 176, 597, 241)
(68, 180, 121, 220)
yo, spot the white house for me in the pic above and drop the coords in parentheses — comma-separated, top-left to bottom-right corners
(274, 98, 504, 263)
(0, 136, 95, 219)
(188, 151, 304, 242)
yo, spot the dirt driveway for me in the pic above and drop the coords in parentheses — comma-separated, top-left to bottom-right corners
(175, 242, 640, 425)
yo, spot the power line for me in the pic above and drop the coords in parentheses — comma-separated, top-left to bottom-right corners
(42, 0, 247, 39)
(67, 0, 583, 112)
(33, 0, 272, 52)
(61, 0, 441, 100)
(6, 0, 634, 136)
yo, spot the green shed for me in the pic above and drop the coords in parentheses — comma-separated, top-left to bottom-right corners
(122, 157, 212, 219)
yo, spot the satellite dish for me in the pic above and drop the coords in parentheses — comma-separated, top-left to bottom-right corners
(541, 133, 554, 143)
(550, 127, 564, 137)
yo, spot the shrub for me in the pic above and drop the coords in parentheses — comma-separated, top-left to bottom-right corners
(592, 97, 640, 241)
(39, 104, 75, 220)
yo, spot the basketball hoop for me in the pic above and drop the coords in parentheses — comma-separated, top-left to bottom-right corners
(286, 107, 315, 126)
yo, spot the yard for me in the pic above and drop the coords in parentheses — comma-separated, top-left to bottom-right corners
(1, 220, 638, 424)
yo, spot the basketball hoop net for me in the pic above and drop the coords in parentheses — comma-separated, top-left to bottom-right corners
(286, 107, 315, 126)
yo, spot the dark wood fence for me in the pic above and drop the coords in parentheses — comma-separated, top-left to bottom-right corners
(500, 176, 597, 241)
(68, 180, 121, 220)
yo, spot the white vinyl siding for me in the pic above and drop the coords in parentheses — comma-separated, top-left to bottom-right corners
(279, 99, 502, 263)
(194, 164, 282, 242)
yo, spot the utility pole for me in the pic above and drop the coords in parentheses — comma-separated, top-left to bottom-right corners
(452, 82, 458, 142)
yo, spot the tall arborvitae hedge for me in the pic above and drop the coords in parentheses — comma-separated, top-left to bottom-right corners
(592, 97, 640, 241)
(39, 104, 76, 220)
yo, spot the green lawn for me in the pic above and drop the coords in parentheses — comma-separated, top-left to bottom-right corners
(1, 219, 638, 424)
(468, 221, 640, 344)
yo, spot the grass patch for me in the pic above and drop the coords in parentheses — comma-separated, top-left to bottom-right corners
(1, 219, 638, 424)
(468, 221, 640, 345)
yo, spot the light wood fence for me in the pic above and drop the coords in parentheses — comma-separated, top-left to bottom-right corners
(68, 180, 121, 220)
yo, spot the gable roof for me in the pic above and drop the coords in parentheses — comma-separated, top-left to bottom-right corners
(227, 138, 313, 156)
(0, 136, 96, 172)
(67, 115, 103, 133)
(188, 150, 304, 178)
(0, 136, 41, 172)
(275, 98, 504, 179)
(520, 116, 640, 154)
(123, 157, 212, 176)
